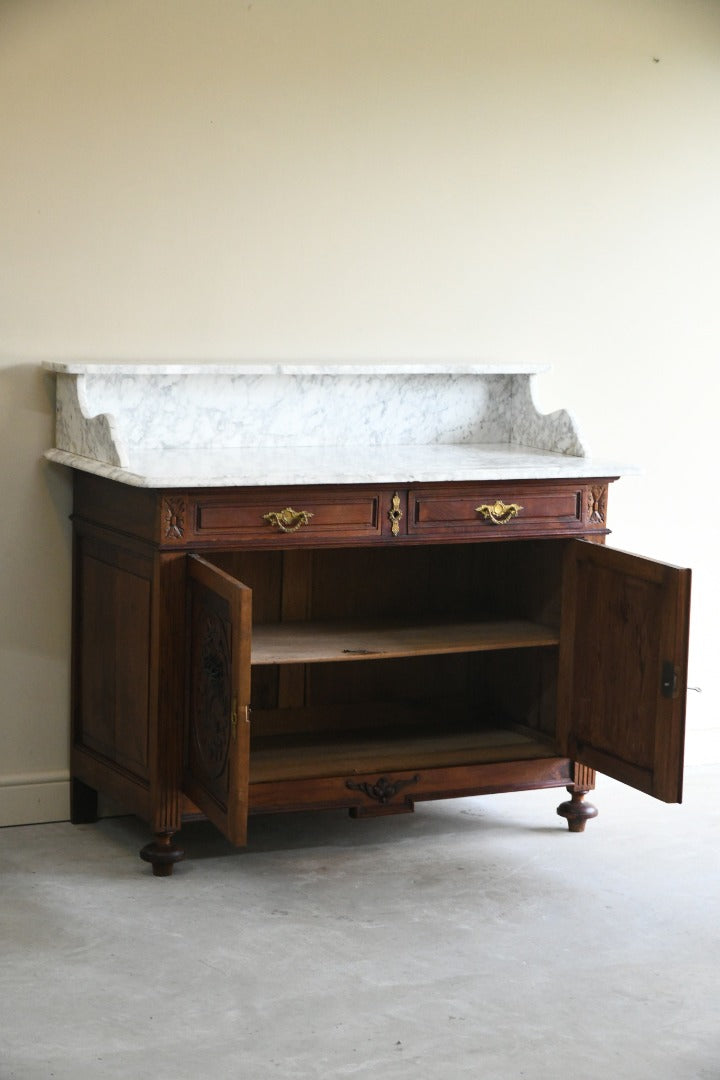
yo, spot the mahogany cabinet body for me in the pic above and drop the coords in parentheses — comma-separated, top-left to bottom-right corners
(69, 472, 690, 875)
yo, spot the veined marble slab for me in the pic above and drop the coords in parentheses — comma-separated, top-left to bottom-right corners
(44, 362, 632, 487)
(45, 443, 628, 488)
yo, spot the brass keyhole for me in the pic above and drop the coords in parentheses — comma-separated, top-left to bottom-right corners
(388, 493, 403, 537)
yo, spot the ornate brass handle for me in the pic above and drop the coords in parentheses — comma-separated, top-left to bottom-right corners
(263, 508, 314, 533)
(475, 500, 523, 525)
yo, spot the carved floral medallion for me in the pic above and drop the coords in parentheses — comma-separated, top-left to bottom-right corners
(191, 607, 231, 780)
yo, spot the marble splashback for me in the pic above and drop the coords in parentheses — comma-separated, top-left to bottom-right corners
(43, 362, 627, 487)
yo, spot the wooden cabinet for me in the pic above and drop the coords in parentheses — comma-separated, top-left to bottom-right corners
(48, 361, 690, 876)
(68, 474, 690, 876)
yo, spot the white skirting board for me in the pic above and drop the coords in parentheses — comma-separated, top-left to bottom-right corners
(0, 771, 70, 827)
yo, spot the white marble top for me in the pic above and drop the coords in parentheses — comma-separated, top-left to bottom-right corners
(44, 360, 548, 376)
(44, 362, 632, 487)
(45, 443, 627, 488)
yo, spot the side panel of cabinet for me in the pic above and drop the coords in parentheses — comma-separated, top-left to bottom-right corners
(557, 541, 691, 802)
(184, 555, 252, 845)
(73, 529, 153, 784)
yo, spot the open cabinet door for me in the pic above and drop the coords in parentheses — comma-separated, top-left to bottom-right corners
(557, 541, 690, 802)
(184, 554, 252, 845)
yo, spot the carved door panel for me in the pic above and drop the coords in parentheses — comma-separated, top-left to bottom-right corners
(557, 541, 691, 802)
(184, 554, 252, 844)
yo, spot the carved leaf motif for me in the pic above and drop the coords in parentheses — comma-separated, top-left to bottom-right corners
(163, 497, 185, 540)
(588, 486, 608, 525)
(346, 774, 419, 804)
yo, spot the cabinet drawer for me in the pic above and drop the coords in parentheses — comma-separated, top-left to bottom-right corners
(191, 488, 384, 544)
(408, 484, 587, 538)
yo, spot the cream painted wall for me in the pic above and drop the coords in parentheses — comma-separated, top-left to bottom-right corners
(1, 0, 718, 825)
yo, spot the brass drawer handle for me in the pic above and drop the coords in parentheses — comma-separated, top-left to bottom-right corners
(475, 500, 523, 525)
(263, 508, 314, 533)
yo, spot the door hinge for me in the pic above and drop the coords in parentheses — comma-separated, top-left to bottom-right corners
(661, 661, 678, 699)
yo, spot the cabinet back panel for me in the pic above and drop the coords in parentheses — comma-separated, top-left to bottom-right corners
(207, 541, 565, 627)
(305, 542, 564, 625)
(250, 649, 557, 738)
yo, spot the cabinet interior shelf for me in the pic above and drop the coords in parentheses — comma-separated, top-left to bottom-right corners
(249, 723, 557, 783)
(250, 617, 559, 666)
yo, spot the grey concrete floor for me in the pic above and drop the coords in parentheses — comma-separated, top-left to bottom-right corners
(1, 768, 718, 1080)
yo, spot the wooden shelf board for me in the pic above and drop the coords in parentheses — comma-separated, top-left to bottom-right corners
(251, 618, 558, 666)
(249, 725, 557, 783)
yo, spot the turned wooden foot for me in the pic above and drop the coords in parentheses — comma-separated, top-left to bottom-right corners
(70, 778, 98, 824)
(140, 832, 185, 876)
(556, 786, 598, 833)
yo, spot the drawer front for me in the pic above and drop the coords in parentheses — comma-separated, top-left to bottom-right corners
(408, 484, 588, 539)
(190, 488, 384, 544)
